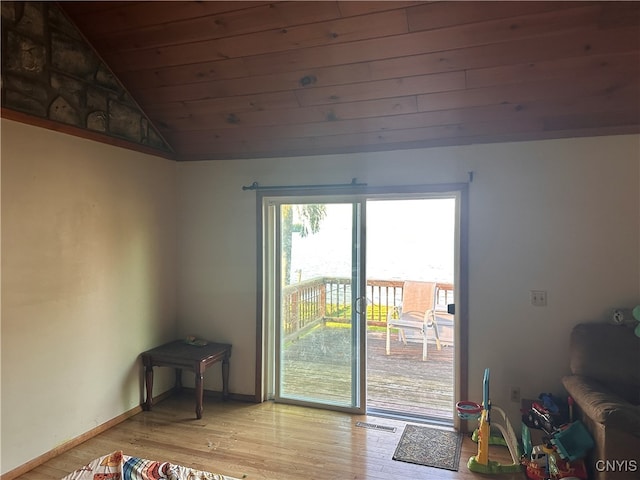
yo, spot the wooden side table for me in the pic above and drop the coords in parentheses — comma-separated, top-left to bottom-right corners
(141, 340, 231, 419)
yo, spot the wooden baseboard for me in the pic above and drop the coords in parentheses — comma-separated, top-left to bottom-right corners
(0, 390, 174, 480)
(1, 388, 255, 479)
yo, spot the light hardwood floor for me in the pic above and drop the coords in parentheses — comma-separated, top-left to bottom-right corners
(16, 392, 526, 480)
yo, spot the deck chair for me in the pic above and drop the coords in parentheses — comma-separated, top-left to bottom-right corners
(386, 281, 441, 361)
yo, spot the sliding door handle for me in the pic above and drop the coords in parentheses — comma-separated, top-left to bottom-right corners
(354, 296, 367, 315)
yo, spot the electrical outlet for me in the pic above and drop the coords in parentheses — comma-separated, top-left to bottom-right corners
(530, 290, 547, 307)
(510, 386, 521, 403)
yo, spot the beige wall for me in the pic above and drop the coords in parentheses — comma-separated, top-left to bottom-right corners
(177, 135, 640, 424)
(1, 119, 178, 474)
(1, 119, 638, 475)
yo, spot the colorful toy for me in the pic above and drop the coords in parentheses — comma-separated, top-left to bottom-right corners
(520, 393, 593, 479)
(550, 421, 594, 462)
(456, 400, 482, 420)
(522, 393, 572, 442)
(611, 306, 640, 337)
(457, 368, 522, 474)
(633, 305, 640, 337)
(457, 400, 508, 448)
(471, 427, 509, 447)
(522, 443, 589, 480)
(538, 393, 560, 415)
(525, 401, 556, 435)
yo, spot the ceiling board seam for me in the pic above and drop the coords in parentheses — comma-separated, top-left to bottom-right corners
(94, 5, 605, 73)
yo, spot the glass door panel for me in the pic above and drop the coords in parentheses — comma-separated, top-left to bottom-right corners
(275, 202, 364, 411)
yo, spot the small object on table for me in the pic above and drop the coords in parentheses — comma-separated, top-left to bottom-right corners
(141, 340, 231, 419)
(184, 335, 208, 346)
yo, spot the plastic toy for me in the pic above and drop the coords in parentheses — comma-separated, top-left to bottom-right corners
(550, 421, 594, 462)
(633, 305, 640, 337)
(456, 400, 483, 420)
(530, 444, 551, 469)
(471, 427, 509, 447)
(526, 402, 556, 435)
(611, 306, 640, 337)
(538, 393, 560, 415)
(522, 393, 568, 436)
(522, 444, 588, 480)
(520, 394, 592, 479)
(458, 401, 510, 448)
(458, 368, 522, 474)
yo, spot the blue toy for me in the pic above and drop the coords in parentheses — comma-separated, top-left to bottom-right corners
(538, 393, 560, 415)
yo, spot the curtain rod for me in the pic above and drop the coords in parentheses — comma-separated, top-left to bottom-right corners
(242, 178, 367, 191)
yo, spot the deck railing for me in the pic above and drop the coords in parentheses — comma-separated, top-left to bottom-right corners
(281, 277, 454, 341)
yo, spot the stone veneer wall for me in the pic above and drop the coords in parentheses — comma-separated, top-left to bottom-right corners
(1, 1, 172, 154)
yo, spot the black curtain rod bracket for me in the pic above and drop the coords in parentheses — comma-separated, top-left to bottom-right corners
(242, 178, 367, 191)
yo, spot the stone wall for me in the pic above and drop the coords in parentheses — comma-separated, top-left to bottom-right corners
(1, 2, 172, 154)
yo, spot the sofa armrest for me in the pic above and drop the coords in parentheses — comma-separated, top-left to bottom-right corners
(562, 375, 640, 437)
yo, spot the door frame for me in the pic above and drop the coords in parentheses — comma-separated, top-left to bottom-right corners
(254, 183, 469, 428)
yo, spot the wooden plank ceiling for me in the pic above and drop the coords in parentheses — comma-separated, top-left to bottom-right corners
(59, 1, 640, 161)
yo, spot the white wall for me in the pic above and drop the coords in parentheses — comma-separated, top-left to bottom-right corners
(177, 135, 640, 423)
(1, 120, 178, 474)
(1, 124, 637, 474)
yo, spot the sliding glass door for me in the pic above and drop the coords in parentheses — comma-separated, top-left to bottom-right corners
(260, 185, 467, 424)
(268, 199, 366, 412)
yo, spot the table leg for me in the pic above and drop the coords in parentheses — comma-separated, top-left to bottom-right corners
(222, 357, 230, 401)
(144, 364, 154, 411)
(195, 365, 204, 419)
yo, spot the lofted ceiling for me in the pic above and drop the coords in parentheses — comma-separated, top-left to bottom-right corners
(59, 1, 640, 161)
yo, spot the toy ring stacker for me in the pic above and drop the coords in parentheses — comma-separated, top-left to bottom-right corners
(456, 401, 483, 419)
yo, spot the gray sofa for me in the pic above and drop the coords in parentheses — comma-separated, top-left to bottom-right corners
(562, 323, 640, 480)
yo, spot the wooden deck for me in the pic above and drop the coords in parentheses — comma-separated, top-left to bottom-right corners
(281, 322, 455, 421)
(368, 329, 454, 420)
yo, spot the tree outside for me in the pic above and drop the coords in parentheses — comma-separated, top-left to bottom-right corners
(281, 204, 327, 285)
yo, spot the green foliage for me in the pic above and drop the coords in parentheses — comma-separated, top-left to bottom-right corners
(324, 303, 391, 321)
(325, 322, 387, 333)
(295, 204, 326, 237)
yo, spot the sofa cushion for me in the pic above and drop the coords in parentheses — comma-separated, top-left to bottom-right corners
(569, 323, 640, 402)
(562, 374, 640, 437)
